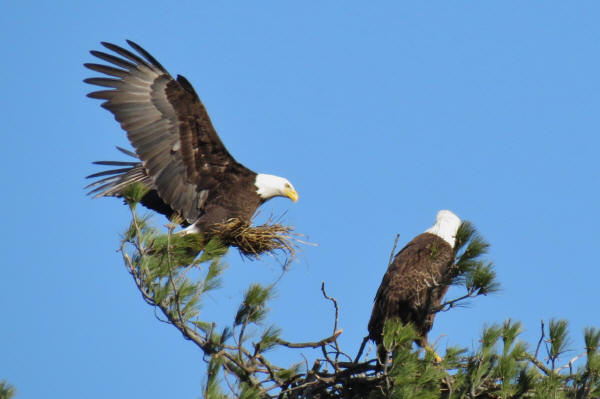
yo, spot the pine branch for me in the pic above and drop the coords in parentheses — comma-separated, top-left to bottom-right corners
(0, 381, 15, 399)
(112, 198, 600, 398)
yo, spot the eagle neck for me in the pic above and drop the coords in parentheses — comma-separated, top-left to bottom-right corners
(424, 210, 461, 248)
(254, 173, 284, 200)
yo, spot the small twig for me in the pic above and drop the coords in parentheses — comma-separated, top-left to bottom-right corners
(321, 344, 338, 372)
(327, 348, 353, 363)
(301, 353, 310, 374)
(166, 228, 187, 327)
(320, 281, 343, 366)
(534, 320, 545, 359)
(388, 234, 400, 267)
(354, 336, 370, 363)
(433, 290, 477, 313)
(275, 330, 343, 349)
(221, 366, 240, 397)
(256, 354, 284, 387)
(153, 307, 170, 324)
(239, 320, 248, 364)
(321, 282, 340, 337)
(556, 352, 586, 374)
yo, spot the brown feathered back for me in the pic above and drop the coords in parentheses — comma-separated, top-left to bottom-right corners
(368, 232, 455, 346)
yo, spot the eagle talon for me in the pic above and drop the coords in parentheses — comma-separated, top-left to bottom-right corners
(425, 345, 443, 363)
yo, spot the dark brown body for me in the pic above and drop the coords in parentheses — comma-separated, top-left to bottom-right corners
(368, 233, 454, 347)
(192, 172, 263, 231)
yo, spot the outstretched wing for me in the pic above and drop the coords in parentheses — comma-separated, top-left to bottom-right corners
(84, 40, 244, 223)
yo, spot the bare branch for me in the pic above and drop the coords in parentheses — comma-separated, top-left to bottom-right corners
(388, 234, 400, 267)
(431, 290, 478, 313)
(275, 330, 343, 349)
(556, 352, 586, 373)
(354, 336, 370, 363)
(534, 319, 545, 359)
(321, 282, 340, 338)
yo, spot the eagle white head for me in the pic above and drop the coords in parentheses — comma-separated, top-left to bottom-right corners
(425, 210, 461, 248)
(255, 174, 299, 202)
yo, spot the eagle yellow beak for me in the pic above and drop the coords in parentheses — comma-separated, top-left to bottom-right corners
(285, 187, 299, 203)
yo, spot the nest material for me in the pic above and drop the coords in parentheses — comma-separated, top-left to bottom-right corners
(210, 218, 307, 259)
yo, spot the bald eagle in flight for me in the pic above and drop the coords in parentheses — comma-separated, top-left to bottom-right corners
(368, 210, 461, 356)
(84, 40, 298, 233)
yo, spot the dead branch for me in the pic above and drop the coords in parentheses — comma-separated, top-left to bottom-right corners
(275, 330, 343, 349)
(534, 319, 545, 359)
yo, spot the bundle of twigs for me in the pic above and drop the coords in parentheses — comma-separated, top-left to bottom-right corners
(210, 218, 308, 260)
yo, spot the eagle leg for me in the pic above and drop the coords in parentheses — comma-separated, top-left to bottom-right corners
(417, 336, 442, 363)
(424, 345, 443, 363)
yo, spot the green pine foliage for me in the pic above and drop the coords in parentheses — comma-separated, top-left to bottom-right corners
(258, 325, 283, 352)
(549, 319, 571, 370)
(445, 221, 500, 309)
(235, 283, 274, 327)
(204, 357, 229, 399)
(114, 194, 599, 398)
(120, 182, 149, 209)
(381, 323, 446, 399)
(368, 319, 600, 399)
(0, 381, 15, 399)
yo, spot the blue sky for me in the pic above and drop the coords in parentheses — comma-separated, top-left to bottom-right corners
(2, 1, 599, 397)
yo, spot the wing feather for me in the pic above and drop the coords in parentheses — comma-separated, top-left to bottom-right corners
(84, 63, 128, 78)
(126, 40, 168, 72)
(83, 77, 125, 89)
(87, 90, 116, 100)
(101, 41, 155, 71)
(86, 167, 134, 179)
(90, 50, 136, 70)
(85, 40, 249, 223)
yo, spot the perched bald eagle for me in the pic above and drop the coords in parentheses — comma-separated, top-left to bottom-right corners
(368, 210, 461, 354)
(84, 40, 298, 233)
